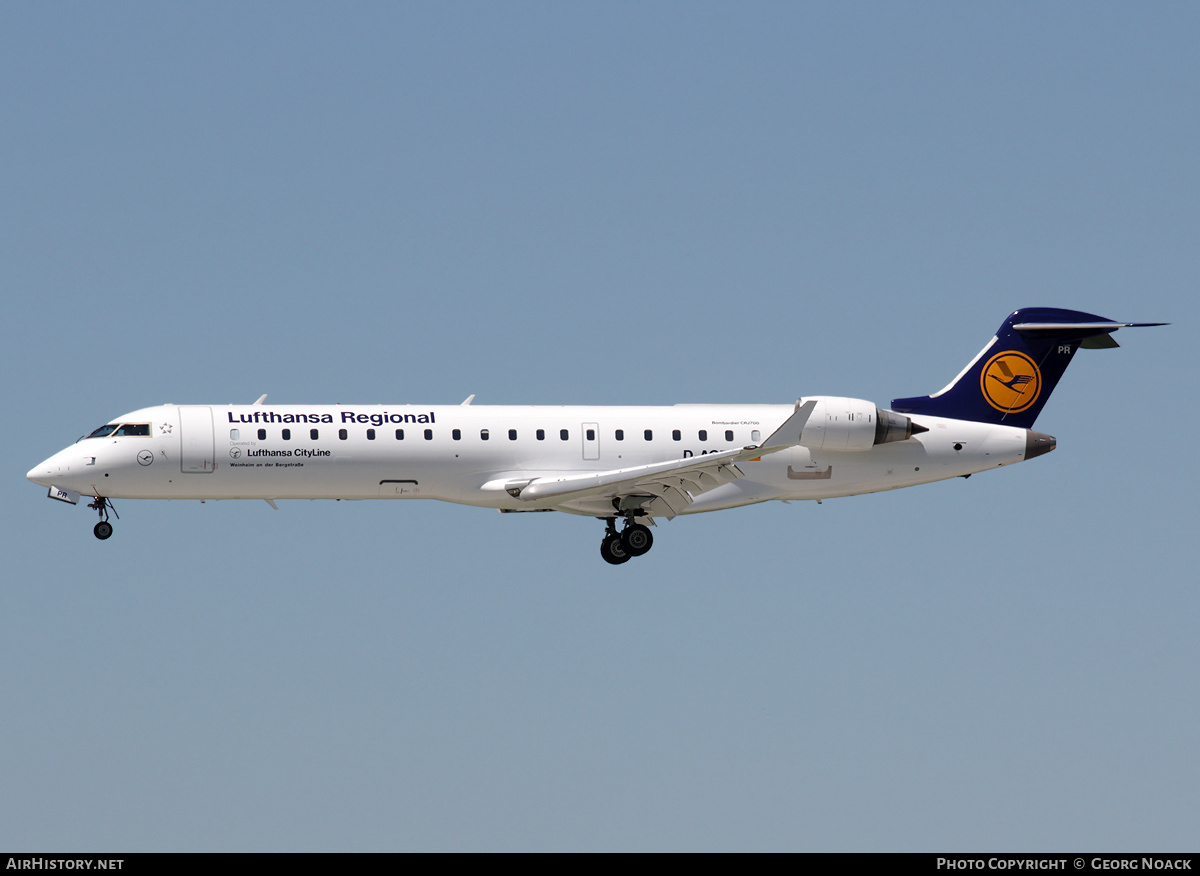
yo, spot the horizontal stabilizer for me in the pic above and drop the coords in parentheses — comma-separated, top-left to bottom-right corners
(1012, 321, 1168, 331)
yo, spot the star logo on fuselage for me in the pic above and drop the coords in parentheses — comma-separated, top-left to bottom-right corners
(980, 351, 1041, 413)
(159, 423, 173, 434)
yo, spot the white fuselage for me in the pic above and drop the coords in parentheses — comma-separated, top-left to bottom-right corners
(28, 400, 1036, 518)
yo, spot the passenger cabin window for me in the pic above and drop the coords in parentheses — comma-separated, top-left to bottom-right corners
(752, 430, 761, 442)
(725, 430, 734, 442)
(481, 429, 490, 441)
(615, 429, 624, 441)
(258, 429, 266, 440)
(230, 429, 239, 440)
(672, 429, 681, 441)
(339, 429, 348, 440)
(282, 429, 291, 441)
(644, 430, 653, 441)
(699, 430, 707, 441)
(560, 429, 569, 441)
(509, 429, 517, 441)
(310, 429, 319, 440)
(452, 429, 461, 440)
(586, 429, 595, 441)
(367, 429, 375, 440)
(424, 429, 433, 440)
(536, 429, 545, 441)
(396, 429, 404, 440)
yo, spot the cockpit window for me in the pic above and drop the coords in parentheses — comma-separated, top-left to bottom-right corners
(85, 423, 150, 439)
(113, 424, 150, 436)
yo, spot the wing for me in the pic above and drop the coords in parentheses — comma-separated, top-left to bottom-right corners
(494, 401, 817, 519)
(511, 446, 752, 518)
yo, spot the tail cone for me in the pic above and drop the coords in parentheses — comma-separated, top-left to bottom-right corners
(1025, 430, 1056, 460)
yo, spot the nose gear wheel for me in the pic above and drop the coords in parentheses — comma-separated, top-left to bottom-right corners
(87, 496, 118, 540)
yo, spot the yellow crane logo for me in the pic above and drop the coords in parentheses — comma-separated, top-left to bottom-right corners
(981, 351, 1041, 413)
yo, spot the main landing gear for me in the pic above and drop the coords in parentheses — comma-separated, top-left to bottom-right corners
(87, 496, 117, 540)
(599, 517, 654, 565)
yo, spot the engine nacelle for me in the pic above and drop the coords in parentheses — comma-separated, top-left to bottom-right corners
(799, 397, 926, 452)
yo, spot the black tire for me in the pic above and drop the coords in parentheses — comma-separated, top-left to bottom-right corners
(621, 523, 653, 556)
(94, 521, 113, 540)
(600, 534, 631, 565)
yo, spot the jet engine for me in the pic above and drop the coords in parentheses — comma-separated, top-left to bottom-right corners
(799, 397, 927, 452)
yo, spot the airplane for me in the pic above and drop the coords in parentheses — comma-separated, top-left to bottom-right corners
(28, 308, 1163, 564)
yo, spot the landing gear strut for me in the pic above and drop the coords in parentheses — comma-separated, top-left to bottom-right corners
(599, 516, 654, 565)
(88, 496, 117, 540)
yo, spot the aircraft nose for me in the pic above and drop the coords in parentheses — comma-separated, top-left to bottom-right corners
(27, 457, 58, 486)
(27, 448, 78, 487)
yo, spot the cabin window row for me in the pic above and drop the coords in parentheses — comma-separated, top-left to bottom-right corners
(234, 427, 741, 442)
(611, 429, 734, 443)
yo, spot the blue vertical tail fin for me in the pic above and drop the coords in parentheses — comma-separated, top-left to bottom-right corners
(890, 308, 1165, 428)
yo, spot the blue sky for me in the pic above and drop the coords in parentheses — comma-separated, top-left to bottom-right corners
(2, 2, 1196, 851)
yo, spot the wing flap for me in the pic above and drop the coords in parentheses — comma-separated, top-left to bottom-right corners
(651, 483, 692, 517)
(516, 447, 752, 503)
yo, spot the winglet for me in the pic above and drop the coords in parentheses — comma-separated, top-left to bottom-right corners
(461, 394, 475, 406)
(757, 400, 818, 452)
(253, 394, 268, 405)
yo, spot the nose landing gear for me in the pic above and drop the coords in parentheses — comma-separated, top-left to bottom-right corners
(87, 496, 118, 540)
(599, 516, 655, 565)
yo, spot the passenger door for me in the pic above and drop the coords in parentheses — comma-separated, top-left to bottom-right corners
(178, 406, 215, 473)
